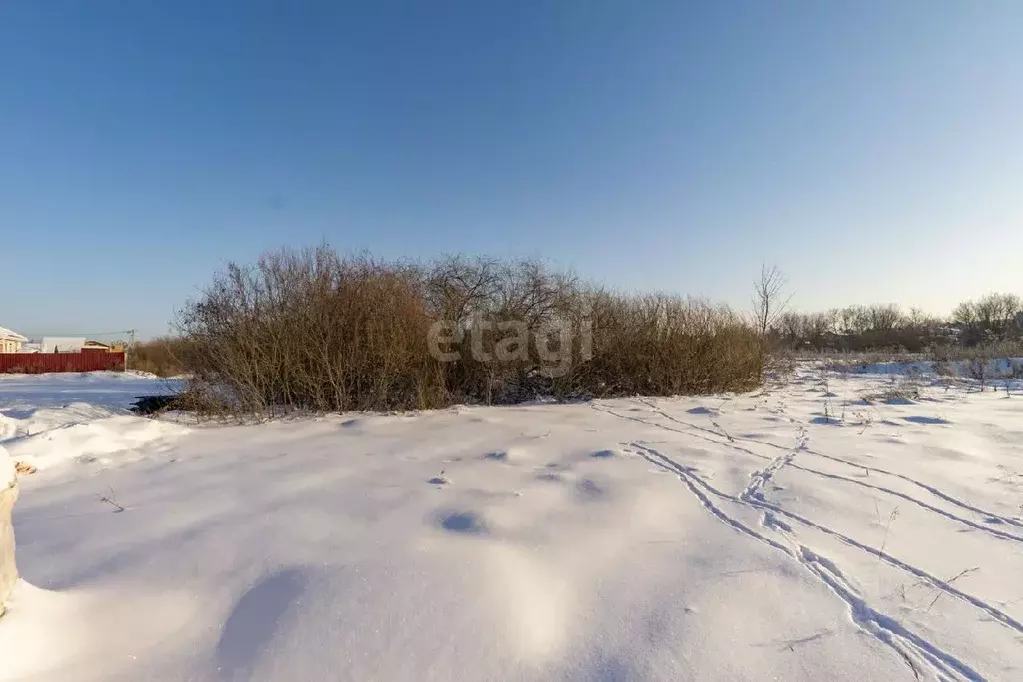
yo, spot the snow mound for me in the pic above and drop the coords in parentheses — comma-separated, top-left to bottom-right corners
(0, 581, 197, 681)
(0, 403, 120, 442)
(0, 416, 14, 445)
(0, 444, 13, 488)
(4, 416, 189, 471)
(0, 372, 188, 471)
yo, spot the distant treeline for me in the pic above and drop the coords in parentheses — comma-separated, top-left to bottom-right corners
(129, 337, 192, 378)
(770, 293, 1023, 352)
(132, 257, 1021, 413)
(138, 247, 765, 412)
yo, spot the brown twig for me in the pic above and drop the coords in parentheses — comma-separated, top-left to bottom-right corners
(99, 486, 125, 513)
(925, 567, 979, 612)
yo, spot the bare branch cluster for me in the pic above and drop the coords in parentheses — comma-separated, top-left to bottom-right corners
(173, 246, 765, 416)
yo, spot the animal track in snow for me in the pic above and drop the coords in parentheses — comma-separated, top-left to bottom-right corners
(437, 510, 488, 535)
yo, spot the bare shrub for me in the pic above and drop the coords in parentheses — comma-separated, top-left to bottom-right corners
(175, 247, 766, 416)
(178, 249, 445, 416)
(965, 355, 989, 391)
(765, 348, 797, 382)
(932, 359, 955, 378)
(862, 384, 920, 405)
(422, 255, 582, 404)
(129, 337, 193, 377)
(929, 339, 1023, 363)
(1010, 360, 1023, 380)
(560, 292, 764, 399)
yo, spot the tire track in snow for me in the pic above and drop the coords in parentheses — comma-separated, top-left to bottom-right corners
(622, 439, 984, 682)
(596, 402, 1023, 635)
(616, 398, 1023, 539)
(594, 399, 773, 462)
(802, 447, 1023, 532)
(785, 461, 1023, 544)
(634, 397, 748, 444)
(620, 437, 1023, 640)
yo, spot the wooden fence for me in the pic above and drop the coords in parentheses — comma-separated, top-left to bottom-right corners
(0, 352, 126, 374)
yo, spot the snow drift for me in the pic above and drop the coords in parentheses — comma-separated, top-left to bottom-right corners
(0, 443, 18, 617)
(1, 368, 1022, 681)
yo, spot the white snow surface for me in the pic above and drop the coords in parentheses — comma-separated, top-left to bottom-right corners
(0, 372, 185, 470)
(0, 444, 13, 488)
(1, 368, 1022, 681)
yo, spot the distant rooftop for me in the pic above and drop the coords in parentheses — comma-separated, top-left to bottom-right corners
(0, 326, 28, 342)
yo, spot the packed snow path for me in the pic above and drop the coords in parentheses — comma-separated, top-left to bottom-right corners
(1, 367, 1022, 681)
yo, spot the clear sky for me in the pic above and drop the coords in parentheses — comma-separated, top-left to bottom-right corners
(3, 1, 1022, 339)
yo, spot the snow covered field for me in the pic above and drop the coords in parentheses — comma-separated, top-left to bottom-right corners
(1, 366, 1022, 681)
(0, 372, 183, 472)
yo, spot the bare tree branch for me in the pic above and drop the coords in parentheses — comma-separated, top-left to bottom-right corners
(751, 264, 792, 336)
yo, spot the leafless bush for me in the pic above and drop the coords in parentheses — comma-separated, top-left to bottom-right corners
(965, 357, 989, 391)
(559, 292, 764, 399)
(862, 384, 920, 405)
(929, 340, 1023, 363)
(422, 255, 583, 404)
(954, 343, 1023, 390)
(174, 247, 766, 416)
(765, 349, 797, 382)
(129, 337, 193, 377)
(177, 249, 444, 415)
(1009, 360, 1023, 380)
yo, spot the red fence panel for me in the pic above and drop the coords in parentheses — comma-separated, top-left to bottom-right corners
(0, 352, 126, 374)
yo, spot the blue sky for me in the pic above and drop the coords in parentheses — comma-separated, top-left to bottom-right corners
(3, 1, 1022, 339)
